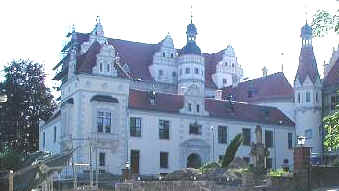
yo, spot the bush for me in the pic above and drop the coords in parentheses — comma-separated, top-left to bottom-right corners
(332, 158, 339, 167)
(268, 169, 292, 177)
(200, 161, 221, 172)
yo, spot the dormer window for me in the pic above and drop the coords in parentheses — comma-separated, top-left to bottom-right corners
(306, 92, 311, 103)
(194, 68, 199, 74)
(298, 93, 301, 103)
(188, 103, 192, 112)
(172, 72, 176, 77)
(223, 79, 227, 86)
(106, 64, 110, 72)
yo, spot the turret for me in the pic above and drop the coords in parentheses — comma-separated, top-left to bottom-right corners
(294, 22, 322, 155)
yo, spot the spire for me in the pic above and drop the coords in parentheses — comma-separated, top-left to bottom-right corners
(262, 66, 268, 77)
(181, 6, 201, 55)
(93, 16, 104, 37)
(295, 23, 319, 84)
(190, 5, 193, 24)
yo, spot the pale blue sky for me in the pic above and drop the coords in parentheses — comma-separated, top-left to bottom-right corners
(0, 0, 338, 91)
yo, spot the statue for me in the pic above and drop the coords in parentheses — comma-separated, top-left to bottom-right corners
(250, 126, 268, 170)
(255, 126, 262, 144)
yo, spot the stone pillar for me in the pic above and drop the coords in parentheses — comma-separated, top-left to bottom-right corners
(122, 168, 130, 181)
(8, 170, 13, 191)
(294, 147, 311, 191)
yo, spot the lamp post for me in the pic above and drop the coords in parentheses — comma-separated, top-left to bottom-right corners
(297, 136, 306, 147)
(211, 126, 215, 162)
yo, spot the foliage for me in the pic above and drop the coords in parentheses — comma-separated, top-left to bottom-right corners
(323, 92, 339, 152)
(332, 157, 339, 167)
(0, 147, 24, 170)
(312, 9, 339, 37)
(0, 59, 56, 153)
(221, 133, 243, 168)
(200, 161, 221, 173)
(268, 168, 292, 177)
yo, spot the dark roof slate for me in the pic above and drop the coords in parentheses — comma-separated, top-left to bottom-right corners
(295, 46, 320, 84)
(323, 58, 339, 88)
(222, 72, 294, 103)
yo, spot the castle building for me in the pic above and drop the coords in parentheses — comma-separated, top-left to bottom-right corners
(39, 17, 335, 175)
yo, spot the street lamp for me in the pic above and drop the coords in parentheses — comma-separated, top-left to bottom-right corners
(297, 136, 306, 147)
(211, 126, 215, 162)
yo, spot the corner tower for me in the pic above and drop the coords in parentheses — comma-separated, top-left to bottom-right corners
(294, 22, 322, 156)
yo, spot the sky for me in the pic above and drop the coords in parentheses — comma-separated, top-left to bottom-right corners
(0, 0, 338, 92)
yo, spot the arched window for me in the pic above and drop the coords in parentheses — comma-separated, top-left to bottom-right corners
(225, 62, 228, 66)
(306, 92, 311, 103)
(162, 52, 165, 57)
(171, 53, 174, 58)
(223, 79, 227, 85)
(298, 93, 301, 103)
(196, 104, 200, 113)
(194, 68, 199, 74)
(232, 63, 235, 68)
(159, 70, 163, 76)
(185, 68, 190, 74)
(106, 64, 110, 72)
(99, 63, 103, 72)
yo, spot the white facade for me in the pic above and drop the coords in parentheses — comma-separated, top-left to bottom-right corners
(40, 18, 333, 176)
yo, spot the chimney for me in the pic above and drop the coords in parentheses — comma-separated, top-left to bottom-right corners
(179, 87, 187, 95)
(216, 90, 223, 100)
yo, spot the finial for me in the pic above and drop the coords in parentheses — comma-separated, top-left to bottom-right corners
(262, 66, 268, 77)
(190, 5, 193, 24)
(96, 16, 101, 24)
(281, 53, 284, 73)
(71, 24, 76, 33)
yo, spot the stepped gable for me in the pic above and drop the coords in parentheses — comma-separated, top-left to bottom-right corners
(222, 72, 294, 103)
(54, 33, 227, 88)
(323, 58, 339, 88)
(203, 50, 224, 89)
(128, 89, 294, 126)
(295, 46, 320, 84)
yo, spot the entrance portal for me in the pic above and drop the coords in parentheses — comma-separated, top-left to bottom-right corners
(187, 153, 202, 169)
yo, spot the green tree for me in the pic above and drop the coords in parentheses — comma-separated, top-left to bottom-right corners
(0, 59, 56, 153)
(312, 9, 338, 37)
(221, 133, 243, 168)
(0, 147, 24, 170)
(323, 99, 339, 152)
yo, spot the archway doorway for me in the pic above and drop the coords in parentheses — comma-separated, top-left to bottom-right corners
(187, 153, 202, 169)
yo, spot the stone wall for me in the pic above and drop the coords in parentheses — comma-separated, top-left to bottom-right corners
(115, 181, 247, 191)
(311, 166, 339, 189)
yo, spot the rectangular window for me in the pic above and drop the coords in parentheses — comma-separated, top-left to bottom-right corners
(242, 128, 251, 146)
(266, 158, 272, 169)
(298, 93, 301, 103)
(43, 132, 45, 148)
(305, 129, 312, 139)
(316, 92, 319, 103)
(243, 157, 250, 164)
(265, 130, 273, 148)
(159, 120, 170, 139)
(130, 117, 141, 137)
(306, 92, 311, 103)
(196, 104, 200, 113)
(188, 103, 192, 112)
(218, 126, 227, 144)
(106, 64, 110, 72)
(288, 132, 293, 149)
(99, 152, 105, 166)
(53, 126, 56, 143)
(185, 68, 190, 74)
(194, 68, 199, 74)
(99, 63, 103, 72)
(97, 112, 111, 133)
(331, 96, 336, 110)
(160, 152, 169, 169)
(189, 123, 202, 135)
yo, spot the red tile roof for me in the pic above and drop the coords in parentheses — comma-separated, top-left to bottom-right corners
(128, 89, 295, 127)
(222, 72, 294, 103)
(54, 33, 224, 88)
(128, 89, 184, 113)
(295, 46, 320, 84)
(323, 58, 339, 88)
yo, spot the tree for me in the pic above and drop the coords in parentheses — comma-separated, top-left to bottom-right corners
(312, 9, 338, 37)
(221, 133, 243, 168)
(0, 59, 56, 154)
(323, 95, 339, 152)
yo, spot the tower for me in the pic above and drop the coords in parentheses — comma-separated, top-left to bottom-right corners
(177, 18, 205, 95)
(294, 22, 322, 155)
